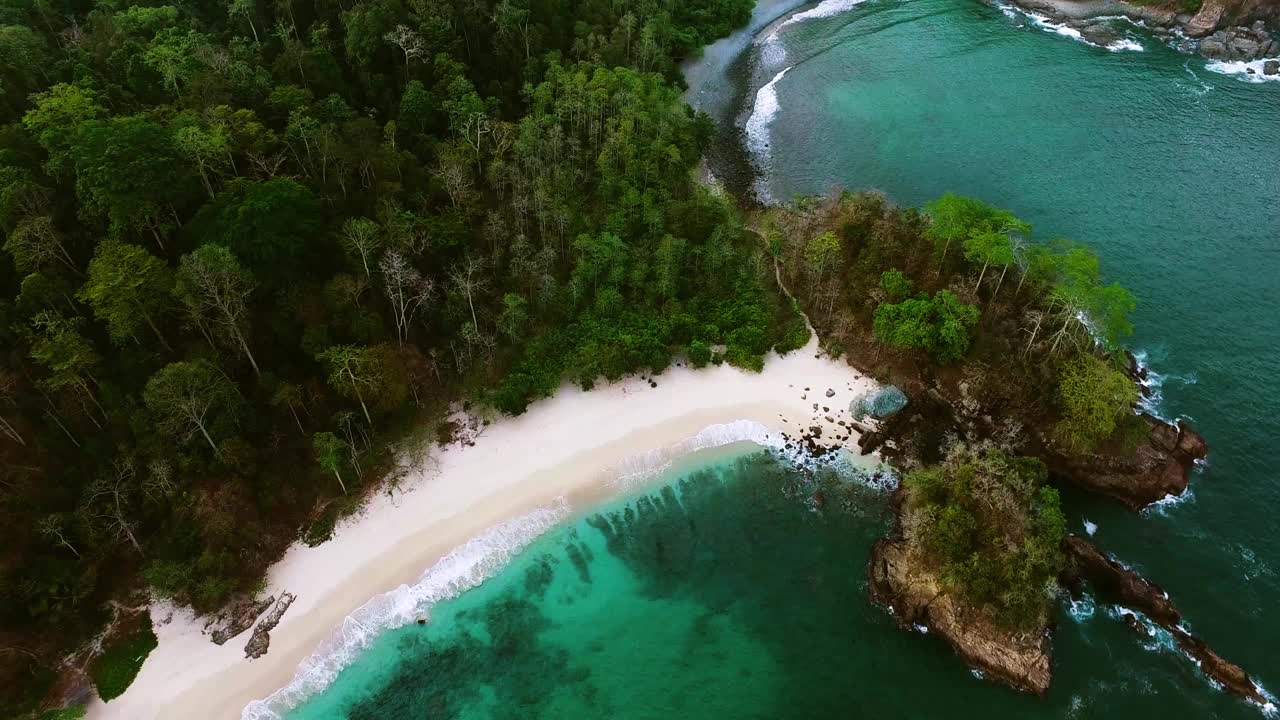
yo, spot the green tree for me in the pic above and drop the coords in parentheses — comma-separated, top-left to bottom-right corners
(70, 116, 194, 248)
(143, 359, 241, 454)
(873, 290, 979, 362)
(925, 193, 1028, 270)
(190, 178, 320, 285)
(879, 270, 913, 301)
(78, 240, 173, 347)
(22, 82, 101, 173)
(174, 244, 260, 375)
(29, 312, 105, 423)
(317, 344, 404, 424)
(312, 431, 349, 494)
(1055, 354, 1138, 450)
(963, 229, 1015, 293)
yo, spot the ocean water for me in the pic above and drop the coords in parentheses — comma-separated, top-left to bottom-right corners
(279, 446, 1263, 720)
(708, 0, 1280, 716)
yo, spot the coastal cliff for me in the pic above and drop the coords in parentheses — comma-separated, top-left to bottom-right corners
(868, 537, 1053, 694)
(1043, 414, 1208, 510)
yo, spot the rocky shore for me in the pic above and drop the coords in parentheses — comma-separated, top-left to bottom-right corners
(1008, 0, 1279, 70)
(1062, 536, 1267, 705)
(856, 347, 1260, 702)
(868, 535, 1053, 694)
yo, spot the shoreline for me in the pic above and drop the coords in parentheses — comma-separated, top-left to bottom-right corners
(85, 333, 880, 720)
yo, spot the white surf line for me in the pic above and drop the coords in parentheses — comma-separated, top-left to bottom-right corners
(240, 502, 571, 720)
(994, 2, 1145, 52)
(745, 65, 793, 159)
(1204, 57, 1280, 83)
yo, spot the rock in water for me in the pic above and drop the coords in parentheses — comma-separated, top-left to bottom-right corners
(1044, 414, 1207, 510)
(868, 539, 1052, 694)
(244, 592, 296, 659)
(1063, 536, 1266, 705)
(1265, 60, 1279, 76)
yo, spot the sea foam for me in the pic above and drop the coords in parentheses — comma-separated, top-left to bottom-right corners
(745, 66, 791, 157)
(244, 418, 887, 717)
(995, 3, 1144, 52)
(1205, 57, 1280, 83)
(241, 503, 571, 719)
(778, 0, 869, 30)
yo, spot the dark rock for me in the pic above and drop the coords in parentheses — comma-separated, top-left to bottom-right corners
(208, 595, 274, 645)
(1265, 59, 1279, 75)
(825, 388, 835, 398)
(1044, 415, 1207, 510)
(1064, 536, 1179, 626)
(1201, 37, 1228, 57)
(869, 539, 1052, 694)
(1063, 536, 1265, 704)
(244, 592, 296, 659)
(1081, 23, 1121, 47)
(1185, 0, 1225, 37)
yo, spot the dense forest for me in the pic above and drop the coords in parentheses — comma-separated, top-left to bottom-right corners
(0, 0, 1151, 714)
(0, 0, 812, 714)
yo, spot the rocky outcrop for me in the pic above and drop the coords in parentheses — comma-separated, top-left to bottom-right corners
(244, 592, 295, 659)
(1199, 21, 1280, 60)
(868, 539, 1052, 694)
(206, 594, 275, 645)
(1186, 0, 1229, 36)
(1001, 0, 1279, 61)
(1045, 414, 1207, 510)
(1063, 536, 1266, 705)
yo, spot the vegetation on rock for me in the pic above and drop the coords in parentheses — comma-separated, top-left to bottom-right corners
(903, 446, 1066, 629)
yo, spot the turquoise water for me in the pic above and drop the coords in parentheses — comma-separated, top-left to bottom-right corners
(733, 0, 1279, 715)
(284, 448, 1263, 719)
(278, 4, 1280, 718)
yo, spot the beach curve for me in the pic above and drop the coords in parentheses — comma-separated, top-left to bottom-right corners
(84, 332, 880, 720)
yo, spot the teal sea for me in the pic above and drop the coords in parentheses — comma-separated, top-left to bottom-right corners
(275, 2, 1278, 718)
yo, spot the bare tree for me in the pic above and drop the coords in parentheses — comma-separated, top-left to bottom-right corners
(339, 218, 382, 278)
(144, 459, 176, 500)
(4, 215, 78, 275)
(460, 112, 492, 174)
(84, 456, 142, 555)
(434, 144, 474, 208)
(175, 245, 261, 375)
(0, 369, 25, 446)
(380, 250, 435, 344)
(384, 24, 425, 70)
(448, 256, 489, 333)
(38, 514, 79, 558)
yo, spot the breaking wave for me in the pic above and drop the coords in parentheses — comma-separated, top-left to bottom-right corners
(1205, 57, 1280, 83)
(243, 418, 889, 718)
(995, 3, 1144, 52)
(745, 66, 791, 157)
(241, 503, 572, 720)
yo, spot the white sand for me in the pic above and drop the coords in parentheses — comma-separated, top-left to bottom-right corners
(85, 334, 880, 720)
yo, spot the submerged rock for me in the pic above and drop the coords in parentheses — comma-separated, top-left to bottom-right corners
(868, 538, 1052, 694)
(1063, 536, 1266, 705)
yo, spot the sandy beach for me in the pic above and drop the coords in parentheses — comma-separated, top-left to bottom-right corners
(85, 333, 880, 720)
